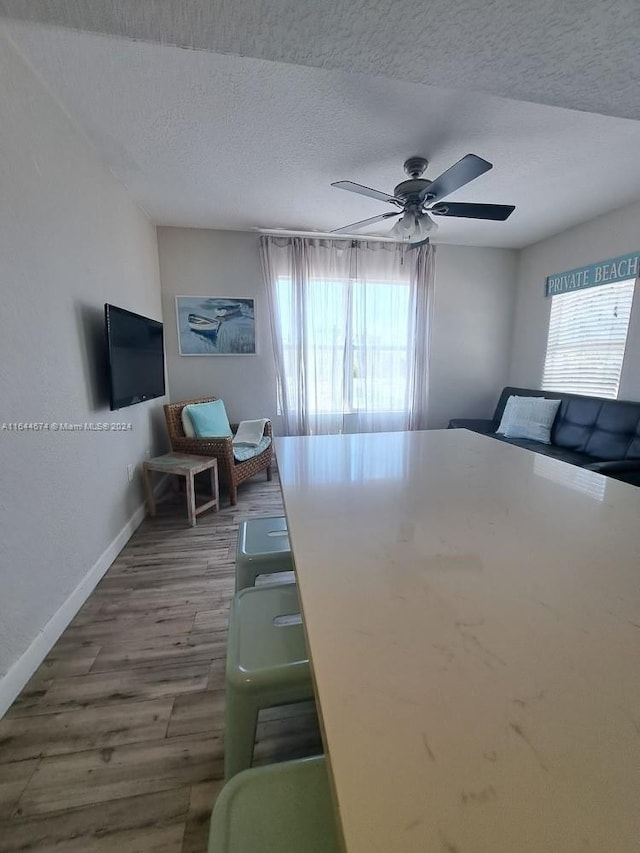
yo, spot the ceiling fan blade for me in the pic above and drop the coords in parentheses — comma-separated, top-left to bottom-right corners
(331, 180, 399, 205)
(332, 211, 401, 234)
(421, 154, 493, 203)
(430, 202, 515, 221)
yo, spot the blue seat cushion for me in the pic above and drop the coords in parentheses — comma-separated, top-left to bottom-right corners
(233, 435, 271, 462)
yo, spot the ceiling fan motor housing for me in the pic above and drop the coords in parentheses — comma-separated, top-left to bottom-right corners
(394, 156, 432, 204)
(393, 177, 432, 204)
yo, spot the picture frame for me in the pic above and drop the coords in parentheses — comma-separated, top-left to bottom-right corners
(175, 296, 256, 356)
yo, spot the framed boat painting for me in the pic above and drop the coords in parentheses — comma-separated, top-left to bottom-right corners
(175, 296, 257, 356)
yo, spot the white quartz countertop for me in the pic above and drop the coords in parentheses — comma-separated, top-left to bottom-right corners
(275, 429, 640, 853)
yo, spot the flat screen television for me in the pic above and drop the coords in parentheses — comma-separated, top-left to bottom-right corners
(105, 304, 165, 410)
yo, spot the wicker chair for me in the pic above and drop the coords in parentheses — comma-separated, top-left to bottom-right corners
(164, 397, 273, 506)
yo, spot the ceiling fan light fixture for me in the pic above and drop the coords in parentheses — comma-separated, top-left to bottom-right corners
(390, 210, 438, 241)
(390, 210, 415, 238)
(415, 212, 438, 239)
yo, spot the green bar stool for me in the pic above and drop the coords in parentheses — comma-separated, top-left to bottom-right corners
(235, 516, 294, 591)
(225, 582, 313, 779)
(208, 756, 341, 853)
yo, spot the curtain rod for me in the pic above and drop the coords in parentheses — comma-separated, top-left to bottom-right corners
(254, 228, 403, 244)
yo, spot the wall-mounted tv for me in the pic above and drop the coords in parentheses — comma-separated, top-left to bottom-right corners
(105, 304, 165, 410)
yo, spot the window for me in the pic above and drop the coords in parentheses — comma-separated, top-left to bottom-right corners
(261, 235, 433, 436)
(275, 274, 411, 415)
(542, 279, 635, 399)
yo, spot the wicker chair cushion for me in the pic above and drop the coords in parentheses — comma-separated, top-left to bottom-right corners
(185, 400, 232, 438)
(181, 407, 197, 437)
(233, 435, 272, 462)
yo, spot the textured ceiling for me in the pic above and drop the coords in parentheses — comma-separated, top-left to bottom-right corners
(5, 22, 640, 248)
(1, 0, 640, 121)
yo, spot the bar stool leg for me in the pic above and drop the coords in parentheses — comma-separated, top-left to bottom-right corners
(224, 686, 259, 779)
(235, 562, 259, 593)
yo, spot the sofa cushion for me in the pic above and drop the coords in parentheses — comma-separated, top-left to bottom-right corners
(552, 398, 603, 451)
(626, 425, 640, 460)
(490, 433, 592, 467)
(582, 401, 640, 460)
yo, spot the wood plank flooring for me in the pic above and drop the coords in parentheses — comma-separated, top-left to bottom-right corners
(0, 473, 322, 852)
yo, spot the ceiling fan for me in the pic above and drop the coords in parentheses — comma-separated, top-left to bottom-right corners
(331, 154, 515, 247)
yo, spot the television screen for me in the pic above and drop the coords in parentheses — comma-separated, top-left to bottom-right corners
(105, 304, 165, 410)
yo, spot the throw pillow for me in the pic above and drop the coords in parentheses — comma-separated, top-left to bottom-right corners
(496, 395, 561, 444)
(181, 407, 196, 438)
(184, 399, 232, 438)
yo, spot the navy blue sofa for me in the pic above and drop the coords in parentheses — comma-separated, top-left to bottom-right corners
(448, 386, 640, 487)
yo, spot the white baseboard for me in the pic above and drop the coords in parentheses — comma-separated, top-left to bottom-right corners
(0, 477, 168, 719)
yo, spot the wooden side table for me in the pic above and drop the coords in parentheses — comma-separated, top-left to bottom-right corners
(143, 453, 219, 527)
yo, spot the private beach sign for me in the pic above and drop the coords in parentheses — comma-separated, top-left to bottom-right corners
(545, 250, 640, 297)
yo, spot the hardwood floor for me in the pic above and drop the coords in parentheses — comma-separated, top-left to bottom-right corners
(0, 473, 322, 852)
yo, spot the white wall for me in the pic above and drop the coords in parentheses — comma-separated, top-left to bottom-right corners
(0, 30, 166, 713)
(509, 199, 640, 400)
(158, 228, 517, 429)
(428, 245, 518, 427)
(157, 228, 279, 424)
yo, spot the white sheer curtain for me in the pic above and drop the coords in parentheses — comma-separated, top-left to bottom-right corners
(407, 243, 435, 430)
(260, 235, 434, 436)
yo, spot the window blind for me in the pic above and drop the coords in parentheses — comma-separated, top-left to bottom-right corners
(542, 278, 635, 399)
